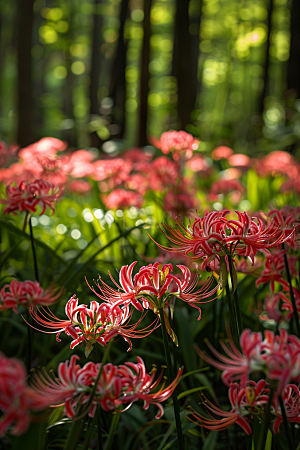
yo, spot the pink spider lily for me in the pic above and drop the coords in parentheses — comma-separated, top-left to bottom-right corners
(89, 261, 220, 319)
(256, 249, 297, 293)
(0, 280, 62, 314)
(197, 328, 300, 395)
(0, 179, 60, 215)
(31, 355, 183, 420)
(0, 352, 49, 436)
(189, 380, 269, 435)
(150, 130, 199, 160)
(29, 295, 159, 354)
(153, 210, 295, 270)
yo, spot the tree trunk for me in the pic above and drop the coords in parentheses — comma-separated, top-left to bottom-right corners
(137, 0, 152, 146)
(109, 0, 129, 141)
(257, 0, 273, 116)
(173, 0, 196, 130)
(89, 0, 104, 148)
(17, 0, 35, 147)
(287, 0, 300, 96)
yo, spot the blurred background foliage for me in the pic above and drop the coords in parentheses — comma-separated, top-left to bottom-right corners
(1, 0, 300, 157)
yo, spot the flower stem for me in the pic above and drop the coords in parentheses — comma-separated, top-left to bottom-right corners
(105, 411, 120, 450)
(29, 217, 39, 282)
(283, 252, 300, 337)
(225, 283, 240, 350)
(228, 256, 243, 338)
(25, 310, 32, 373)
(257, 388, 274, 450)
(158, 307, 184, 450)
(278, 394, 295, 450)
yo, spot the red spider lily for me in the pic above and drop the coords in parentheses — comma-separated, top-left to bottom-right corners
(0, 352, 49, 436)
(189, 380, 270, 435)
(197, 328, 300, 395)
(89, 261, 220, 319)
(0, 280, 62, 314)
(29, 295, 159, 354)
(268, 207, 300, 248)
(31, 356, 183, 420)
(0, 179, 60, 215)
(154, 210, 295, 270)
(259, 292, 287, 323)
(271, 384, 300, 433)
(256, 248, 297, 293)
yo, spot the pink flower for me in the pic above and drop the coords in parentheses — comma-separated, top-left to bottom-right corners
(268, 207, 300, 248)
(228, 154, 251, 170)
(0, 280, 61, 313)
(210, 179, 245, 196)
(1, 179, 60, 215)
(103, 189, 144, 210)
(151, 130, 199, 160)
(0, 353, 49, 436)
(211, 146, 234, 160)
(189, 380, 269, 435)
(255, 151, 298, 179)
(31, 356, 183, 420)
(164, 187, 198, 219)
(29, 295, 159, 353)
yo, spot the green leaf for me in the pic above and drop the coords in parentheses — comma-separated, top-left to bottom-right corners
(202, 431, 219, 450)
(0, 219, 65, 264)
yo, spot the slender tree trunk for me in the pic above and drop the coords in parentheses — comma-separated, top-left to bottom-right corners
(109, 0, 129, 141)
(173, 0, 195, 130)
(137, 0, 152, 146)
(287, 0, 300, 96)
(257, 0, 273, 116)
(17, 0, 35, 147)
(89, 0, 104, 148)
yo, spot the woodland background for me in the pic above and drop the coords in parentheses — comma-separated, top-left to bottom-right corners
(1, 0, 300, 156)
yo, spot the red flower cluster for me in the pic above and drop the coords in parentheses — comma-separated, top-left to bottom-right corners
(0, 353, 48, 436)
(157, 210, 294, 270)
(0, 280, 61, 313)
(1, 179, 60, 215)
(91, 261, 220, 319)
(30, 295, 159, 354)
(31, 355, 183, 419)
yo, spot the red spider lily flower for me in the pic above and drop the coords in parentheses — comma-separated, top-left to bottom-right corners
(0, 280, 62, 314)
(211, 146, 234, 160)
(197, 328, 300, 395)
(259, 292, 286, 323)
(189, 380, 269, 435)
(150, 130, 199, 160)
(90, 261, 220, 319)
(255, 248, 297, 293)
(103, 188, 144, 210)
(271, 384, 300, 433)
(31, 356, 183, 420)
(29, 295, 159, 354)
(0, 352, 49, 436)
(154, 210, 295, 270)
(268, 206, 300, 248)
(0, 179, 60, 215)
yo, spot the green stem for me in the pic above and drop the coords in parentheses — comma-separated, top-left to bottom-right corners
(278, 394, 295, 450)
(257, 388, 274, 450)
(26, 310, 32, 373)
(158, 307, 184, 450)
(283, 252, 300, 337)
(228, 256, 243, 337)
(105, 412, 120, 450)
(225, 283, 240, 350)
(29, 217, 39, 282)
